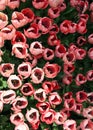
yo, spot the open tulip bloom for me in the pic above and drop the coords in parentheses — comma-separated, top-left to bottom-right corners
(0, 0, 93, 130)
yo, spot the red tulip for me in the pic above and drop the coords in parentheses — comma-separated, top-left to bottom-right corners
(77, 20, 87, 34)
(55, 44, 66, 58)
(21, 83, 34, 96)
(76, 91, 87, 103)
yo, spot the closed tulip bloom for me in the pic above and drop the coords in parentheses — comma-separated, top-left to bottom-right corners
(63, 119, 77, 130)
(34, 88, 46, 102)
(0, 12, 8, 29)
(0, 24, 16, 40)
(17, 62, 32, 79)
(11, 11, 27, 28)
(7, 75, 22, 89)
(32, 0, 48, 9)
(0, 63, 14, 77)
(20, 83, 34, 96)
(44, 62, 61, 78)
(10, 112, 24, 126)
(31, 67, 44, 84)
(15, 123, 29, 130)
(24, 23, 41, 39)
(11, 31, 26, 45)
(76, 91, 87, 103)
(21, 8, 35, 23)
(11, 96, 28, 112)
(12, 43, 28, 59)
(26, 108, 39, 124)
(1, 90, 16, 104)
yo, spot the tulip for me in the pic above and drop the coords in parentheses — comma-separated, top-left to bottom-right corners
(63, 119, 77, 130)
(76, 91, 87, 103)
(43, 62, 61, 78)
(77, 36, 86, 46)
(55, 44, 66, 58)
(0, 63, 14, 77)
(20, 83, 34, 96)
(0, 0, 6, 10)
(79, 119, 93, 130)
(88, 47, 93, 60)
(49, 23, 59, 34)
(75, 48, 86, 60)
(7, 75, 22, 89)
(62, 74, 73, 85)
(7, 0, 20, 9)
(82, 106, 93, 119)
(31, 67, 44, 84)
(0, 12, 8, 29)
(48, 0, 64, 8)
(10, 112, 24, 126)
(0, 101, 3, 112)
(88, 33, 93, 44)
(0, 36, 4, 48)
(43, 48, 54, 61)
(32, 0, 48, 9)
(87, 92, 93, 104)
(34, 88, 46, 102)
(63, 63, 75, 75)
(15, 123, 29, 130)
(1, 90, 16, 104)
(77, 20, 87, 34)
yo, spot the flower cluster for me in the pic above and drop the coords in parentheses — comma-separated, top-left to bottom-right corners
(0, 0, 93, 130)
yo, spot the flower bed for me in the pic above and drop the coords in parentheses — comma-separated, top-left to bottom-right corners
(0, 0, 93, 130)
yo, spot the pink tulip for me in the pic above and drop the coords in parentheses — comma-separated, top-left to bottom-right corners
(49, 23, 59, 34)
(17, 62, 32, 79)
(43, 62, 61, 78)
(0, 36, 4, 48)
(75, 73, 87, 86)
(49, 92, 62, 105)
(88, 33, 93, 44)
(7, 0, 20, 9)
(75, 48, 86, 60)
(77, 36, 86, 46)
(42, 81, 54, 93)
(62, 74, 73, 85)
(0, 24, 16, 40)
(41, 109, 55, 124)
(63, 63, 75, 75)
(82, 106, 93, 119)
(74, 103, 82, 114)
(1, 90, 16, 104)
(88, 47, 93, 60)
(77, 20, 87, 34)
(10, 112, 24, 126)
(48, 7, 61, 19)
(11, 31, 26, 45)
(24, 23, 41, 39)
(86, 70, 93, 81)
(76, 91, 87, 103)
(12, 43, 28, 59)
(11, 11, 27, 28)
(0, 12, 8, 29)
(63, 119, 77, 130)
(29, 41, 43, 56)
(21, 8, 35, 23)
(90, 2, 93, 11)
(87, 92, 93, 104)
(7, 75, 22, 89)
(36, 102, 50, 114)
(32, 0, 48, 9)
(54, 112, 67, 125)
(64, 98, 76, 111)
(79, 119, 93, 130)
(63, 92, 73, 100)
(14, 123, 29, 130)
(31, 67, 44, 84)
(48, 0, 64, 8)
(0, 0, 6, 10)
(34, 88, 46, 102)
(20, 83, 34, 96)
(11, 96, 28, 112)
(0, 63, 14, 77)
(26, 108, 39, 124)
(43, 48, 54, 61)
